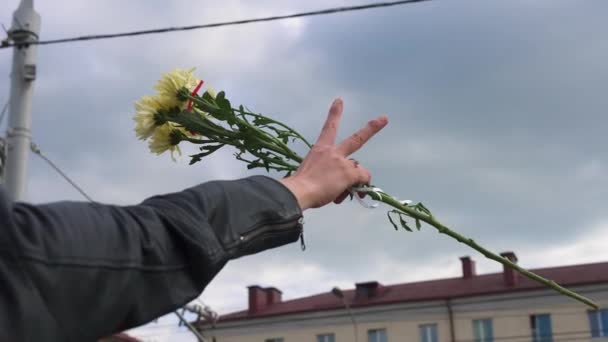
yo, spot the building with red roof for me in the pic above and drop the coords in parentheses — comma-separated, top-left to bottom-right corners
(198, 252, 608, 342)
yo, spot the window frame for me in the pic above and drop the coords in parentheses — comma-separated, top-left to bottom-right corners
(316, 333, 336, 342)
(419, 323, 438, 342)
(472, 318, 494, 342)
(588, 308, 608, 338)
(530, 313, 553, 342)
(367, 328, 388, 342)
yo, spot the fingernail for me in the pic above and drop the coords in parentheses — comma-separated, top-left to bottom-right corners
(370, 115, 388, 128)
(333, 97, 343, 105)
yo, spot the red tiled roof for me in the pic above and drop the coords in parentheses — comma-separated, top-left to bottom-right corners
(219, 261, 608, 322)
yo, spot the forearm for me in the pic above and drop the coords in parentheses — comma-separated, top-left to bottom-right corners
(0, 176, 302, 341)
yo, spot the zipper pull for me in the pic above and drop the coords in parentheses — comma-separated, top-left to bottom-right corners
(298, 217, 306, 251)
(299, 230, 306, 251)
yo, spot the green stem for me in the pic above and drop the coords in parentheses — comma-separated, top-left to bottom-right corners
(170, 112, 238, 140)
(235, 115, 304, 163)
(236, 153, 297, 173)
(228, 110, 304, 163)
(365, 190, 599, 309)
(240, 110, 313, 148)
(247, 148, 299, 170)
(186, 95, 303, 163)
(178, 93, 599, 309)
(251, 134, 302, 163)
(185, 136, 234, 146)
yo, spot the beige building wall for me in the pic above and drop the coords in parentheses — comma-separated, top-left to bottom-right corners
(207, 321, 442, 342)
(204, 284, 608, 342)
(207, 324, 354, 342)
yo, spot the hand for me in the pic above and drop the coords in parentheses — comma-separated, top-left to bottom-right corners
(280, 98, 388, 210)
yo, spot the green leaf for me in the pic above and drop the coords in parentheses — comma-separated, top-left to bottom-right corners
(226, 112, 236, 126)
(216, 91, 225, 101)
(238, 105, 250, 123)
(387, 211, 399, 231)
(202, 91, 215, 103)
(415, 219, 422, 231)
(416, 203, 432, 216)
(189, 153, 204, 165)
(189, 144, 225, 164)
(399, 214, 413, 232)
(252, 116, 273, 126)
(215, 92, 232, 112)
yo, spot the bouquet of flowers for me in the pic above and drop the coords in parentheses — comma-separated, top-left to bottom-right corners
(133, 68, 598, 308)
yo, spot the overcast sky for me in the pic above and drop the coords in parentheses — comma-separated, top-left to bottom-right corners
(2, 0, 608, 341)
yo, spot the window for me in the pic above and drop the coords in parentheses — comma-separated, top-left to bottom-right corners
(472, 319, 494, 342)
(530, 314, 553, 342)
(419, 324, 438, 342)
(368, 328, 388, 342)
(317, 334, 335, 342)
(265, 339, 284, 342)
(589, 309, 608, 337)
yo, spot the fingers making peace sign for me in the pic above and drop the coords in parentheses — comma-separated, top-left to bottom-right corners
(280, 98, 388, 210)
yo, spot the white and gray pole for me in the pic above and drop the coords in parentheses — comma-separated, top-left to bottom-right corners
(4, 0, 40, 201)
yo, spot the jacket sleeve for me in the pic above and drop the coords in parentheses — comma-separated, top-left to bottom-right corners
(0, 175, 303, 342)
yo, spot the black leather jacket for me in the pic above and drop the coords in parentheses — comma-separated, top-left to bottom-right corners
(0, 176, 303, 341)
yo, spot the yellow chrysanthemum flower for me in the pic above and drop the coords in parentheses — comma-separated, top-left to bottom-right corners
(154, 68, 200, 109)
(133, 95, 164, 140)
(148, 124, 185, 161)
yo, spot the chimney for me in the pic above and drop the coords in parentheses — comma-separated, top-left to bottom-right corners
(248, 286, 267, 314)
(248, 286, 282, 314)
(500, 251, 519, 286)
(460, 256, 476, 279)
(355, 281, 385, 300)
(266, 287, 282, 305)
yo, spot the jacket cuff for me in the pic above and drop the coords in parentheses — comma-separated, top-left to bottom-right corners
(228, 176, 303, 258)
(184, 175, 304, 259)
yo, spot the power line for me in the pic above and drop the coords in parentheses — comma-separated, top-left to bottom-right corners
(29, 142, 95, 202)
(0, 0, 432, 49)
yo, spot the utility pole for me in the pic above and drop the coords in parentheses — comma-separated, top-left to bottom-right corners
(4, 0, 40, 201)
(332, 287, 359, 342)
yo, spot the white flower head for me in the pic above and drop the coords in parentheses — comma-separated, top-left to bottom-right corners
(133, 95, 164, 140)
(154, 68, 201, 109)
(148, 124, 186, 161)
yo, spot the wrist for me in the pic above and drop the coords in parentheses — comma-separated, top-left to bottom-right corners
(278, 176, 314, 211)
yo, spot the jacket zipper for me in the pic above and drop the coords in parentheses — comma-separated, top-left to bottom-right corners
(228, 215, 304, 250)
